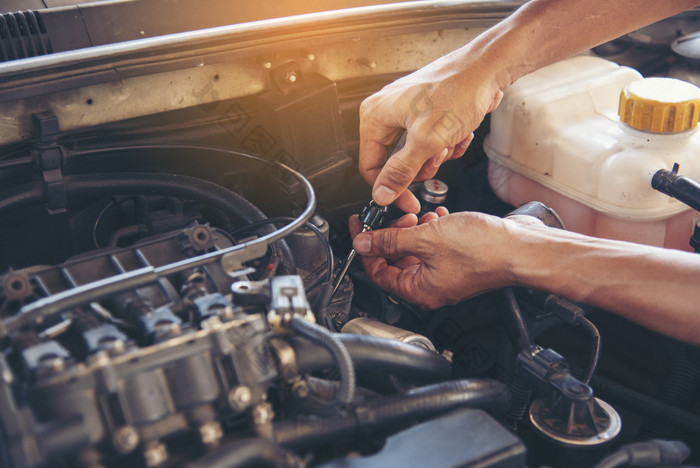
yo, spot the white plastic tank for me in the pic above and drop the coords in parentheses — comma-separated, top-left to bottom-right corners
(485, 55, 700, 251)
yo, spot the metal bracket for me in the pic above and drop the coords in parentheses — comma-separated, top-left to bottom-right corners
(32, 112, 67, 214)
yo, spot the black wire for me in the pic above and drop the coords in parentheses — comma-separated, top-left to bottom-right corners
(577, 315, 601, 385)
(231, 216, 334, 284)
(499, 287, 533, 352)
(288, 316, 355, 406)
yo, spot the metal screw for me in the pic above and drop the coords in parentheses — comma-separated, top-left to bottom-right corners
(228, 385, 252, 411)
(285, 71, 297, 83)
(263, 61, 272, 69)
(113, 426, 140, 454)
(199, 421, 223, 446)
(306, 53, 315, 61)
(143, 441, 168, 467)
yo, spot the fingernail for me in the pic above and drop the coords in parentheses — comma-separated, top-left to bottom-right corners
(353, 234, 371, 254)
(373, 185, 397, 205)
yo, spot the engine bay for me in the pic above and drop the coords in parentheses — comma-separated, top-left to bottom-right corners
(1, 2, 700, 467)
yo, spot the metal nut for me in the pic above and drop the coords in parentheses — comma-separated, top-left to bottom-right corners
(251, 403, 273, 426)
(143, 441, 168, 467)
(228, 385, 252, 411)
(199, 421, 223, 446)
(113, 426, 140, 454)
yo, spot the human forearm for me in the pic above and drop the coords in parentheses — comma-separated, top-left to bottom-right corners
(510, 223, 700, 344)
(465, 0, 700, 89)
(352, 212, 700, 345)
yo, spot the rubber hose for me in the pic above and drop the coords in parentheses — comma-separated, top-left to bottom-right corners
(288, 317, 355, 405)
(0, 173, 296, 274)
(288, 333, 451, 382)
(637, 343, 700, 440)
(274, 378, 510, 450)
(185, 438, 300, 468)
(591, 375, 700, 433)
(593, 439, 691, 468)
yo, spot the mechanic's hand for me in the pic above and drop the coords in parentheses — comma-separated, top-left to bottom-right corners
(350, 210, 528, 309)
(359, 47, 505, 213)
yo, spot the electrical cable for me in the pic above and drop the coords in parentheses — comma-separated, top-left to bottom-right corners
(577, 315, 601, 384)
(287, 316, 355, 406)
(499, 287, 533, 352)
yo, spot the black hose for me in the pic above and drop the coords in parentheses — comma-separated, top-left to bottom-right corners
(274, 378, 510, 450)
(72, 172, 295, 275)
(288, 333, 451, 383)
(0, 172, 297, 274)
(578, 316, 601, 384)
(652, 165, 700, 212)
(287, 317, 355, 406)
(592, 439, 691, 468)
(637, 343, 700, 440)
(185, 438, 301, 468)
(591, 375, 700, 433)
(499, 287, 533, 352)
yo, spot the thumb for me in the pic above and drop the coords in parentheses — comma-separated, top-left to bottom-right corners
(372, 142, 448, 207)
(353, 227, 415, 258)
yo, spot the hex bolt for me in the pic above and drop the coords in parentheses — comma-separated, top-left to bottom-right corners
(113, 426, 140, 454)
(42, 356, 66, 374)
(143, 441, 168, 467)
(107, 338, 126, 355)
(199, 421, 223, 446)
(88, 350, 110, 367)
(228, 385, 253, 411)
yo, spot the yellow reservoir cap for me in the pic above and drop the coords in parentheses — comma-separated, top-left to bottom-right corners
(618, 77, 700, 133)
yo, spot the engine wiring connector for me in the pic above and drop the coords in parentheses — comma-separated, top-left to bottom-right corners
(267, 276, 315, 331)
(231, 275, 315, 332)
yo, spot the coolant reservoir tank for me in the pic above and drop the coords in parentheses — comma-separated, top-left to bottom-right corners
(485, 56, 700, 251)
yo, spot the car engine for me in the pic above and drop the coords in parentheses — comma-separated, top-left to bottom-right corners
(0, 1, 699, 467)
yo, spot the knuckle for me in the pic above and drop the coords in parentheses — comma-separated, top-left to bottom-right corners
(383, 156, 419, 187)
(378, 229, 400, 257)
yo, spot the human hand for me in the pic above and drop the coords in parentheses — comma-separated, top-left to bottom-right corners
(349, 209, 523, 309)
(358, 46, 506, 213)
